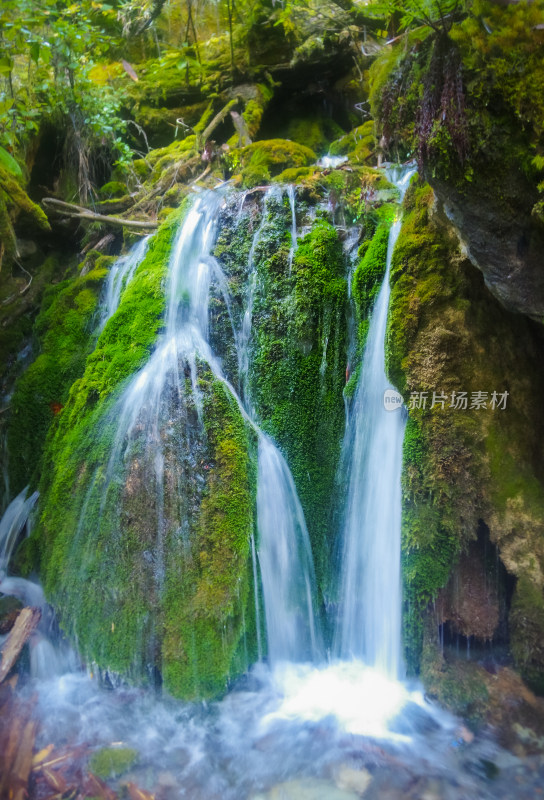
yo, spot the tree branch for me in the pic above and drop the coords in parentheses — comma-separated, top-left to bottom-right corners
(41, 198, 158, 230)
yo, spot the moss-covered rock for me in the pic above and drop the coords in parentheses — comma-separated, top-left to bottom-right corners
(387, 180, 544, 683)
(36, 201, 258, 698)
(249, 194, 347, 586)
(329, 121, 375, 165)
(239, 139, 317, 188)
(7, 253, 111, 496)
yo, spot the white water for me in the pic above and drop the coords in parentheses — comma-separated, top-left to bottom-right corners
(318, 154, 348, 169)
(3, 178, 527, 799)
(0, 485, 39, 574)
(257, 436, 321, 663)
(100, 235, 151, 327)
(335, 166, 416, 677)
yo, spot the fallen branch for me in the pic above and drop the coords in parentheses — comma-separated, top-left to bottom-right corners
(190, 165, 211, 185)
(42, 198, 158, 231)
(197, 97, 240, 150)
(0, 607, 41, 684)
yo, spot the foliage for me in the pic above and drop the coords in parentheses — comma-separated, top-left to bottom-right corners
(0, 0, 132, 198)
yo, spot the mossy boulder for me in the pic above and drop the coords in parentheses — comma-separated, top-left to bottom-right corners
(239, 139, 316, 188)
(36, 202, 258, 699)
(329, 121, 375, 164)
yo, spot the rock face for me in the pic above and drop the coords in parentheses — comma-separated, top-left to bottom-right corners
(387, 181, 544, 690)
(430, 172, 544, 322)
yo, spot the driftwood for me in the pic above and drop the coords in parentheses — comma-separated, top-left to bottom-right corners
(42, 198, 158, 231)
(0, 606, 41, 684)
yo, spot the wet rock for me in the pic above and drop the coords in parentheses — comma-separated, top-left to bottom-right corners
(88, 746, 138, 779)
(333, 764, 372, 795)
(256, 777, 359, 800)
(432, 175, 544, 322)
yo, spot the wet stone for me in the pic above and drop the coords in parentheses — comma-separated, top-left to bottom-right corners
(254, 777, 359, 800)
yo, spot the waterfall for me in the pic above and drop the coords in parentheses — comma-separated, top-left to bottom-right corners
(77, 189, 321, 667)
(0, 486, 39, 575)
(335, 166, 416, 678)
(257, 435, 320, 663)
(100, 235, 151, 328)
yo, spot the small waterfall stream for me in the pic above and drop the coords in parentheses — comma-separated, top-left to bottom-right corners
(335, 166, 416, 676)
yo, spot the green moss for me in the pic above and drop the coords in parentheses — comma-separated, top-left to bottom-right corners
(239, 139, 316, 187)
(88, 748, 138, 779)
(352, 223, 390, 342)
(286, 115, 344, 156)
(36, 199, 257, 698)
(98, 181, 127, 199)
(0, 165, 51, 244)
(246, 198, 348, 586)
(162, 375, 257, 699)
(7, 253, 110, 495)
(510, 577, 544, 694)
(273, 166, 317, 185)
(329, 121, 375, 164)
(421, 635, 489, 722)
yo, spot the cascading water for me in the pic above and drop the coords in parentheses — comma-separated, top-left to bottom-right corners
(257, 435, 320, 663)
(99, 235, 151, 328)
(335, 166, 416, 676)
(4, 177, 524, 800)
(76, 187, 321, 668)
(0, 485, 39, 574)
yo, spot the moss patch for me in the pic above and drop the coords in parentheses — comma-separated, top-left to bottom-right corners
(89, 747, 138, 779)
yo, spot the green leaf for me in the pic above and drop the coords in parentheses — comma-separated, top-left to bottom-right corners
(29, 41, 40, 63)
(0, 57, 13, 75)
(0, 145, 23, 178)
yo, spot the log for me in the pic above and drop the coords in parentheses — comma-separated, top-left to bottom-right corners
(0, 693, 37, 799)
(41, 198, 158, 231)
(0, 607, 41, 684)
